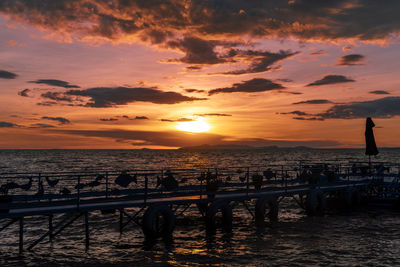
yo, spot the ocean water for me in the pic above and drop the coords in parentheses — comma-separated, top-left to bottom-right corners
(0, 148, 400, 266)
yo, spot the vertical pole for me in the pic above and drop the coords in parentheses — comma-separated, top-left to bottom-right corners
(49, 214, 53, 242)
(84, 212, 89, 250)
(105, 171, 109, 198)
(19, 217, 23, 254)
(77, 175, 81, 209)
(144, 175, 148, 204)
(119, 209, 123, 234)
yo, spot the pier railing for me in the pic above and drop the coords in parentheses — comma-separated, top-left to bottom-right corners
(1, 161, 399, 211)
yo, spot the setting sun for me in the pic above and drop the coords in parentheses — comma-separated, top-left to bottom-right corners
(176, 117, 212, 133)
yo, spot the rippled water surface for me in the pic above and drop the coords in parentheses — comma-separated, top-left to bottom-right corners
(1, 148, 400, 266)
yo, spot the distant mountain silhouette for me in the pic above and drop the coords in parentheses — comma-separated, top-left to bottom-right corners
(179, 144, 314, 150)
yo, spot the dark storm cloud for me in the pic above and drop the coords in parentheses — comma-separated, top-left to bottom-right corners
(369, 90, 390, 95)
(194, 113, 232, 117)
(208, 78, 284, 95)
(306, 75, 355, 87)
(185, 89, 205, 93)
(42, 116, 70, 125)
(337, 54, 365, 66)
(218, 50, 299, 75)
(316, 97, 400, 119)
(66, 87, 207, 107)
(53, 129, 339, 148)
(293, 99, 333, 105)
(30, 79, 80, 88)
(1, 1, 398, 44)
(0, 121, 18, 128)
(18, 88, 30, 97)
(0, 70, 17, 79)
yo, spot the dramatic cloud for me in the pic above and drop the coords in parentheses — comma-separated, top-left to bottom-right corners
(369, 90, 390, 95)
(18, 89, 30, 97)
(65, 87, 207, 107)
(194, 113, 232, 117)
(208, 78, 284, 95)
(306, 75, 355, 87)
(337, 54, 365, 66)
(218, 50, 298, 75)
(53, 129, 339, 148)
(0, 70, 17, 79)
(42, 116, 70, 125)
(30, 79, 80, 88)
(165, 36, 230, 64)
(316, 97, 400, 119)
(1, 1, 399, 45)
(0, 121, 18, 128)
(165, 36, 297, 75)
(293, 99, 333, 105)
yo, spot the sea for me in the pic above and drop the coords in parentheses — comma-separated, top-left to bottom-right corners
(0, 148, 400, 266)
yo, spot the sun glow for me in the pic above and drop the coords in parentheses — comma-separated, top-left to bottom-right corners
(176, 117, 212, 133)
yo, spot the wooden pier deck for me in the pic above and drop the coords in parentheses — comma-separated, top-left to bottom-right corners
(0, 162, 398, 253)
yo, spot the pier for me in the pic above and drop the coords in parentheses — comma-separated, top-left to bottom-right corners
(0, 161, 399, 253)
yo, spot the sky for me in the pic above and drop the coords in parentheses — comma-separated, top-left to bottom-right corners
(1, 0, 400, 149)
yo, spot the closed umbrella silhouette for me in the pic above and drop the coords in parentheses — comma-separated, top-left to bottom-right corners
(365, 117, 379, 169)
